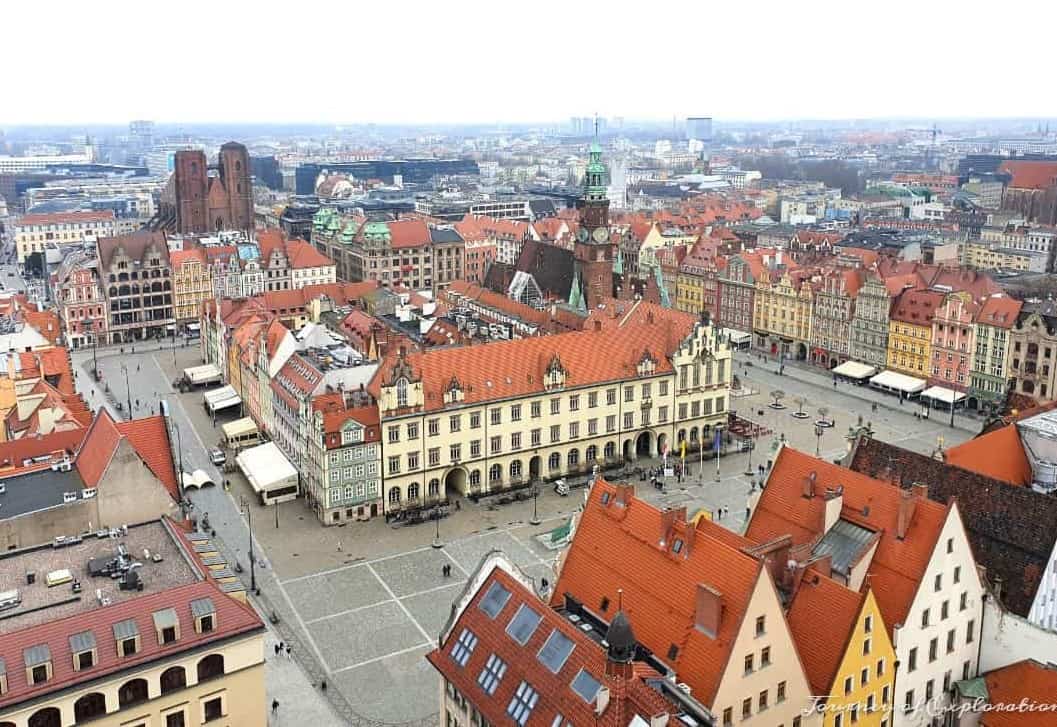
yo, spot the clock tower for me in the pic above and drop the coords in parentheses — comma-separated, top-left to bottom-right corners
(572, 126, 615, 310)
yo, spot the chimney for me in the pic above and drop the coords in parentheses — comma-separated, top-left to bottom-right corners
(659, 506, 686, 545)
(614, 483, 635, 506)
(823, 486, 843, 533)
(896, 489, 917, 540)
(594, 686, 611, 715)
(694, 583, 723, 638)
(911, 482, 928, 501)
(594, 319, 602, 332)
(802, 471, 817, 498)
(806, 553, 833, 580)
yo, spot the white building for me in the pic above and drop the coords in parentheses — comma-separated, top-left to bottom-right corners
(14, 210, 116, 262)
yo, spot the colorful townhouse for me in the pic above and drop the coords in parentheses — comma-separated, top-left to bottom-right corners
(929, 292, 978, 392)
(810, 268, 863, 369)
(718, 250, 765, 333)
(968, 296, 1021, 411)
(753, 267, 814, 360)
(171, 247, 214, 324)
(848, 273, 894, 371)
(885, 289, 945, 378)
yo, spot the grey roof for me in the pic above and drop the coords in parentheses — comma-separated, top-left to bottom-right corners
(112, 618, 139, 640)
(812, 518, 876, 576)
(152, 607, 178, 630)
(201, 555, 226, 567)
(429, 227, 463, 244)
(529, 199, 557, 218)
(219, 581, 246, 593)
(190, 597, 216, 619)
(69, 630, 96, 653)
(23, 644, 51, 666)
(0, 468, 86, 520)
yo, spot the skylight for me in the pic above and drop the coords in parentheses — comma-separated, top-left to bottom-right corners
(506, 604, 542, 645)
(479, 581, 511, 619)
(537, 629, 575, 674)
(450, 628, 478, 667)
(571, 668, 603, 703)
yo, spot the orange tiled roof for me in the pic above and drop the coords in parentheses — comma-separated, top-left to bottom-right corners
(550, 480, 763, 706)
(999, 160, 1057, 190)
(285, 239, 333, 269)
(75, 410, 178, 500)
(388, 219, 432, 249)
(889, 288, 945, 326)
(15, 210, 115, 227)
(944, 426, 1032, 487)
(747, 447, 949, 633)
(786, 574, 866, 696)
(981, 660, 1057, 727)
(975, 296, 1022, 329)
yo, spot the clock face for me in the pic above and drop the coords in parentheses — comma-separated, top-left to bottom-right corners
(577, 227, 589, 243)
(592, 227, 609, 243)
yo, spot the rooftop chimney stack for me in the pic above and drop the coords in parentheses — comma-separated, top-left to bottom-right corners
(896, 489, 918, 540)
(694, 583, 723, 638)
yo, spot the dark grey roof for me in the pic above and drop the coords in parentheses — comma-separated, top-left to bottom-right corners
(812, 518, 876, 576)
(190, 597, 216, 619)
(69, 630, 96, 653)
(482, 261, 515, 295)
(0, 468, 86, 520)
(112, 618, 139, 640)
(429, 227, 463, 244)
(152, 608, 178, 630)
(23, 644, 50, 666)
(529, 199, 557, 218)
(514, 240, 576, 301)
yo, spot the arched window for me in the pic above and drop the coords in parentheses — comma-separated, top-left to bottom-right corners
(604, 441, 616, 459)
(469, 469, 481, 487)
(428, 479, 440, 497)
(130, 283, 139, 295)
(118, 678, 149, 707)
(28, 708, 60, 727)
(548, 452, 561, 470)
(109, 287, 117, 297)
(160, 665, 186, 694)
(396, 378, 408, 408)
(118, 285, 130, 296)
(109, 274, 116, 283)
(567, 449, 580, 467)
(510, 460, 522, 479)
(74, 693, 107, 721)
(489, 464, 502, 483)
(197, 654, 225, 682)
(118, 272, 129, 282)
(677, 429, 686, 443)
(407, 482, 420, 501)
(388, 487, 401, 504)
(689, 427, 699, 442)
(235, 160, 242, 172)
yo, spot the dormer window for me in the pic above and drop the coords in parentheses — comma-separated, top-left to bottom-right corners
(396, 378, 408, 408)
(153, 608, 180, 645)
(191, 597, 216, 634)
(70, 630, 97, 670)
(24, 644, 51, 685)
(113, 618, 140, 657)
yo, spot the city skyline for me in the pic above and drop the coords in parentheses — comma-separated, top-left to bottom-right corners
(4, 0, 1055, 125)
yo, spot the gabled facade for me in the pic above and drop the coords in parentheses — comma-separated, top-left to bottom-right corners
(753, 270, 814, 360)
(968, 296, 1021, 412)
(849, 274, 892, 370)
(929, 293, 978, 392)
(718, 252, 761, 333)
(1006, 302, 1057, 404)
(886, 289, 944, 378)
(306, 393, 382, 525)
(810, 269, 862, 369)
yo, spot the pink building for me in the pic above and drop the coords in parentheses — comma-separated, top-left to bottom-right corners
(930, 292, 978, 392)
(51, 251, 107, 350)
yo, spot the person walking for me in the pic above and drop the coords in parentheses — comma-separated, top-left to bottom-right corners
(285, 644, 291, 657)
(271, 699, 279, 714)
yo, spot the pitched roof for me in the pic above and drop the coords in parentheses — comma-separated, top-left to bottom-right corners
(0, 428, 84, 474)
(998, 160, 1057, 190)
(748, 446, 949, 632)
(285, 239, 333, 269)
(75, 410, 178, 500)
(980, 660, 1057, 727)
(73, 409, 123, 488)
(889, 288, 945, 326)
(847, 436, 1057, 619)
(96, 231, 169, 271)
(428, 556, 689, 726)
(15, 210, 115, 227)
(944, 426, 1032, 487)
(786, 575, 866, 696)
(388, 219, 432, 249)
(975, 296, 1022, 329)
(550, 480, 763, 705)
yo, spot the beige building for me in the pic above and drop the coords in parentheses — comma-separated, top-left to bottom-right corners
(0, 519, 264, 727)
(14, 211, 116, 262)
(368, 302, 732, 514)
(963, 241, 1047, 273)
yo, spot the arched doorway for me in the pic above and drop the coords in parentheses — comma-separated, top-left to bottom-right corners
(528, 456, 541, 482)
(635, 431, 654, 458)
(444, 467, 467, 495)
(796, 343, 808, 361)
(74, 693, 107, 722)
(829, 357, 838, 369)
(657, 433, 668, 457)
(28, 708, 61, 727)
(623, 439, 634, 461)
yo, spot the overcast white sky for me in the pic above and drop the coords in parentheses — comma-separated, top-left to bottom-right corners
(3, 0, 1054, 125)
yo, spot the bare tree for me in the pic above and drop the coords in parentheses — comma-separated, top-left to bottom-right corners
(770, 390, 786, 408)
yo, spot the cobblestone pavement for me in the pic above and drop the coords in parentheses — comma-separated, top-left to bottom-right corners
(69, 342, 978, 724)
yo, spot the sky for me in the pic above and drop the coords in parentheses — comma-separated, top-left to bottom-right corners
(4, 0, 1055, 126)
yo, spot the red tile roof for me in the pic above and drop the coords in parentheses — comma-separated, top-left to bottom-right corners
(169, 247, 207, 268)
(75, 411, 179, 500)
(312, 394, 380, 449)
(747, 446, 949, 633)
(889, 288, 945, 327)
(551, 480, 763, 706)
(428, 557, 681, 727)
(975, 296, 1022, 329)
(786, 574, 866, 696)
(285, 239, 333, 269)
(388, 219, 432, 249)
(0, 428, 84, 474)
(74, 409, 124, 488)
(999, 160, 1057, 191)
(15, 210, 115, 227)
(945, 426, 1033, 487)
(981, 660, 1057, 727)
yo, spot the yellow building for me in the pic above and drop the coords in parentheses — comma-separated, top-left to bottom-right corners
(789, 578, 896, 727)
(753, 269, 815, 359)
(964, 241, 1046, 273)
(676, 261, 707, 314)
(0, 519, 265, 727)
(886, 289, 944, 377)
(369, 302, 733, 511)
(171, 248, 214, 324)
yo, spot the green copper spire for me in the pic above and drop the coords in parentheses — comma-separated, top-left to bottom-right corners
(569, 270, 586, 313)
(583, 118, 608, 202)
(613, 247, 624, 276)
(655, 262, 672, 309)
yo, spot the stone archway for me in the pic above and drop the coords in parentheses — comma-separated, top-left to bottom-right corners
(797, 343, 808, 361)
(635, 430, 654, 458)
(528, 455, 541, 482)
(623, 439, 634, 461)
(444, 467, 467, 496)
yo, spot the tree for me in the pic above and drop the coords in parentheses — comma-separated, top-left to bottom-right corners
(818, 406, 830, 423)
(770, 390, 786, 408)
(795, 397, 806, 416)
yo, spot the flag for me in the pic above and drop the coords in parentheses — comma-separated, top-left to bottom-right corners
(713, 427, 722, 452)
(680, 440, 686, 459)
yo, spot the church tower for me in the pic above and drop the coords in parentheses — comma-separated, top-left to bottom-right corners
(219, 142, 253, 231)
(573, 122, 615, 310)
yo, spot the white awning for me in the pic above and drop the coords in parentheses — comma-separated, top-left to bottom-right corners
(869, 370, 927, 394)
(236, 442, 298, 494)
(203, 385, 241, 414)
(184, 363, 221, 384)
(833, 361, 877, 380)
(920, 386, 966, 405)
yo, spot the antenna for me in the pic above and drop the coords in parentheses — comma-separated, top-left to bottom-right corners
(617, 588, 623, 612)
(593, 113, 600, 139)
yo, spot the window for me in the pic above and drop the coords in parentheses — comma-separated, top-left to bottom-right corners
(606, 388, 616, 405)
(877, 658, 885, 677)
(550, 425, 560, 443)
(449, 415, 461, 432)
(760, 646, 771, 666)
(966, 620, 975, 644)
(470, 412, 481, 429)
(722, 707, 732, 726)
(470, 440, 481, 458)
(758, 689, 768, 711)
(947, 537, 953, 553)
(921, 608, 930, 628)
(908, 647, 917, 672)
(569, 395, 579, 412)
(606, 415, 616, 433)
(844, 676, 853, 695)
(929, 637, 938, 662)
(954, 566, 961, 584)
(166, 711, 186, 727)
(755, 615, 766, 636)
(865, 615, 873, 633)
(203, 696, 223, 722)
(196, 654, 224, 682)
(835, 715, 843, 727)
(550, 398, 560, 415)
(537, 629, 575, 673)
(904, 690, 915, 713)
(531, 401, 541, 418)
(624, 386, 634, 402)
(511, 432, 522, 450)
(744, 654, 753, 673)
(960, 591, 968, 611)
(506, 605, 542, 645)
(478, 654, 507, 695)
(861, 666, 869, 686)
(510, 405, 521, 422)
(568, 422, 579, 439)
(863, 637, 871, 655)
(490, 408, 501, 425)
(450, 444, 461, 463)
(507, 681, 539, 725)
(571, 669, 603, 703)
(742, 697, 752, 719)
(588, 392, 598, 408)
(428, 419, 440, 436)
(963, 660, 971, 680)
(408, 452, 419, 470)
(777, 680, 786, 702)
(934, 573, 942, 592)
(531, 429, 541, 446)
(490, 436, 501, 454)
(883, 684, 890, 707)
(407, 422, 419, 439)
(388, 426, 400, 443)
(943, 670, 951, 693)
(388, 456, 401, 475)
(623, 412, 633, 429)
(925, 679, 934, 701)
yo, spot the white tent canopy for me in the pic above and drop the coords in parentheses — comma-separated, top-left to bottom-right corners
(203, 385, 242, 414)
(184, 363, 222, 385)
(920, 386, 966, 405)
(869, 370, 926, 395)
(236, 442, 298, 504)
(833, 361, 877, 380)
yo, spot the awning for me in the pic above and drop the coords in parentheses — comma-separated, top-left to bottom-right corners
(920, 386, 966, 405)
(869, 370, 926, 394)
(833, 361, 877, 380)
(184, 363, 222, 384)
(203, 385, 241, 414)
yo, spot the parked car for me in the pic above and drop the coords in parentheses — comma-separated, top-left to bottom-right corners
(209, 448, 226, 466)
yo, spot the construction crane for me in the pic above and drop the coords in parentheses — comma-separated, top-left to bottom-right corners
(927, 123, 942, 171)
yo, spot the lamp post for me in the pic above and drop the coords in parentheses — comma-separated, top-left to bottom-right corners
(814, 422, 824, 457)
(240, 495, 257, 593)
(949, 395, 956, 429)
(714, 423, 724, 482)
(431, 505, 443, 548)
(120, 363, 132, 416)
(172, 420, 185, 501)
(529, 484, 541, 526)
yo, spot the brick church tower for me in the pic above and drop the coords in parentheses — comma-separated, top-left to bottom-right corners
(173, 150, 209, 233)
(572, 126, 614, 310)
(219, 142, 253, 231)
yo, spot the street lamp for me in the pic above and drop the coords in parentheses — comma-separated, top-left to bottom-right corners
(744, 417, 756, 477)
(529, 484, 541, 526)
(239, 495, 257, 593)
(120, 363, 133, 416)
(714, 423, 724, 482)
(815, 423, 824, 457)
(431, 505, 443, 548)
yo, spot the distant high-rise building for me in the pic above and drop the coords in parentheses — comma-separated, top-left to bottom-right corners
(129, 119, 154, 150)
(686, 116, 713, 161)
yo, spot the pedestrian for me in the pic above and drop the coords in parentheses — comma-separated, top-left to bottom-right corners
(285, 644, 291, 656)
(320, 679, 327, 692)
(278, 641, 284, 654)
(336, 540, 342, 552)
(274, 643, 280, 656)
(271, 698, 279, 714)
